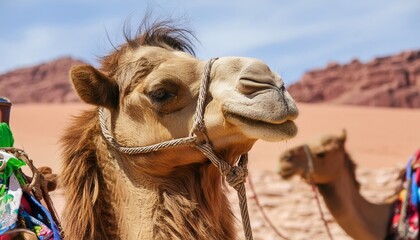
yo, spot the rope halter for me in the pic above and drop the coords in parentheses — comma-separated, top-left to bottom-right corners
(304, 145, 314, 178)
(303, 145, 334, 240)
(98, 57, 254, 240)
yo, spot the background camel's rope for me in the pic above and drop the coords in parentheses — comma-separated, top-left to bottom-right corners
(247, 172, 290, 240)
(99, 58, 254, 240)
(304, 145, 334, 240)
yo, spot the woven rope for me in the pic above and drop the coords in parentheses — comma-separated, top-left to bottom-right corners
(196, 144, 252, 239)
(189, 58, 218, 138)
(98, 58, 254, 240)
(99, 108, 197, 154)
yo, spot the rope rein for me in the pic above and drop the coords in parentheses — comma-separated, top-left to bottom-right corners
(98, 58, 254, 240)
(304, 145, 334, 240)
(247, 173, 290, 240)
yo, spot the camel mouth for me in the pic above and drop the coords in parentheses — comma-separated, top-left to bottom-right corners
(278, 157, 302, 179)
(277, 167, 297, 179)
(225, 111, 292, 125)
(224, 111, 298, 139)
(221, 92, 299, 129)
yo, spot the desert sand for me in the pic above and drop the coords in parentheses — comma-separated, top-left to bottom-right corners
(7, 103, 420, 239)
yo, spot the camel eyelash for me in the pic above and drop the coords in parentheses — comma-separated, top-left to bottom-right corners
(149, 88, 174, 102)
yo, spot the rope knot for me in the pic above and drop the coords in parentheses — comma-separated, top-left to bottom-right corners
(226, 166, 248, 190)
(189, 122, 209, 143)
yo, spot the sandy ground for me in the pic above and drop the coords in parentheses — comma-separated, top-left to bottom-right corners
(6, 103, 420, 239)
(249, 103, 420, 171)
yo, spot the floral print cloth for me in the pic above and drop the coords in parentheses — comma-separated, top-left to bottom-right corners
(0, 171, 22, 233)
(0, 150, 57, 239)
(0, 122, 60, 239)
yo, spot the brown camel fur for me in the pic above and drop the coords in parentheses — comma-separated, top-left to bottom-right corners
(278, 131, 396, 240)
(60, 20, 298, 240)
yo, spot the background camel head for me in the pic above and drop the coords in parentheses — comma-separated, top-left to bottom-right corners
(69, 21, 298, 173)
(278, 130, 350, 184)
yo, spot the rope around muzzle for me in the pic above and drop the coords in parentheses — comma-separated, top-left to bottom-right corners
(98, 58, 254, 240)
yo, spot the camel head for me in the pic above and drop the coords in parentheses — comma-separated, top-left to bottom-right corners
(69, 22, 298, 175)
(278, 130, 352, 184)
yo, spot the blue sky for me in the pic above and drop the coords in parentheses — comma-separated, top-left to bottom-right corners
(1, 0, 419, 85)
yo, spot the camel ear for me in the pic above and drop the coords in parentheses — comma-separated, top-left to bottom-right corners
(339, 129, 347, 144)
(70, 65, 119, 109)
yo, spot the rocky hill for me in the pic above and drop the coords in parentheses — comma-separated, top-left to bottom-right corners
(0, 57, 86, 103)
(288, 50, 420, 108)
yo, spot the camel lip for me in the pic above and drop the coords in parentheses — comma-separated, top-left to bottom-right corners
(224, 111, 298, 140)
(224, 111, 296, 126)
(222, 99, 299, 125)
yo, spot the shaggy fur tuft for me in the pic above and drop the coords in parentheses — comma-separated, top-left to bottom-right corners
(61, 109, 118, 239)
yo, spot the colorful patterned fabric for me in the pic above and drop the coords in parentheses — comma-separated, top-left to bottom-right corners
(388, 150, 420, 240)
(0, 172, 22, 234)
(0, 124, 61, 239)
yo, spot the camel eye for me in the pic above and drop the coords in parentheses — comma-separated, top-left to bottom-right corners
(316, 152, 325, 158)
(149, 88, 173, 102)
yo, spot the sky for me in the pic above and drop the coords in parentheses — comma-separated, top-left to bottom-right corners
(1, 0, 419, 85)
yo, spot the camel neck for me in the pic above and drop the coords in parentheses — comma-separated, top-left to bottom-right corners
(103, 152, 236, 240)
(316, 169, 392, 240)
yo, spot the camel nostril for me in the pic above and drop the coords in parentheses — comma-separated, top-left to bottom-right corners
(237, 61, 282, 95)
(237, 78, 275, 95)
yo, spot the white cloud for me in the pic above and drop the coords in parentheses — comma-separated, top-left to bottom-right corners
(0, 18, 124, 73)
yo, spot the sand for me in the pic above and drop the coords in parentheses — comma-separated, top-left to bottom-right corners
(6, 103, 420, 239)
(9, 103, 420, 172)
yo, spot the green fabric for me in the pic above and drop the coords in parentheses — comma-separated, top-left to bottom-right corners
(0, 123, 14, 147)
(0, 123, 26, 186)
(0, 157, 26, 185)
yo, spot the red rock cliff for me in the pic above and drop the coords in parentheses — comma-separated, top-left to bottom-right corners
(288, 50, 420, 108)
(0, 57, 86, 103)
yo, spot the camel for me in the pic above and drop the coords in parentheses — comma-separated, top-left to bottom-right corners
(277, 131, 400, 240)
(60, 20, 298, 240)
